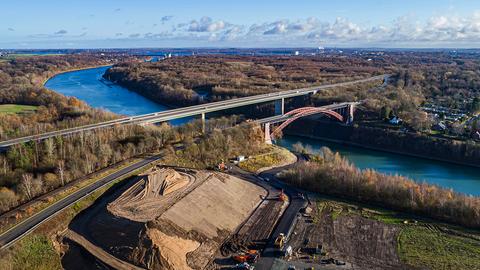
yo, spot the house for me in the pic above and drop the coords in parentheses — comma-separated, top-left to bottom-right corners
(473, 131, 480, 141)
(432, 122, 446, 131)
(389, 116, 402, 125)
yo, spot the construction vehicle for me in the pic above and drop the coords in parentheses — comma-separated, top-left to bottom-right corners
(217, 160, 226, 171)
(232, 250, 259, 263)
(278, 190, 287, 202)
(274, 233, 286, 249)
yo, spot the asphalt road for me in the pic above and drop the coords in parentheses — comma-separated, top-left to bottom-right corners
(255, 163, 308, 270)
(0, 155, 161, 250)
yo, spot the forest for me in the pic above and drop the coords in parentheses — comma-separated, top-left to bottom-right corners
(280, 144, 480, 229)
(0, 114, 256, 214)
(103, 55, 384, 107)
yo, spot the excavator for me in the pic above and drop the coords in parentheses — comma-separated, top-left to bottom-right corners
(274, 233, 286, 249)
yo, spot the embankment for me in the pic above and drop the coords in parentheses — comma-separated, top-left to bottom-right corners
(284, 118, 480, 167)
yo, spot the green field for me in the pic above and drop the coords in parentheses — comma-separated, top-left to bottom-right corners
(398, 226, 480, 269)
(0, 104, 38, 114)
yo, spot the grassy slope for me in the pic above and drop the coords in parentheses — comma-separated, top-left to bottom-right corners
(398, 226, 480, 270)
(238, 145, 294, 173)
(10, 234, 61, 270)
(0, 104, 38, 114)
(313, 196, 480, 270)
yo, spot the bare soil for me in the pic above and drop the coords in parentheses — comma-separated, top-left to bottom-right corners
(288, 201, 411, 270)
(108, 167, 196, 222)
(63, 167, 266, 270)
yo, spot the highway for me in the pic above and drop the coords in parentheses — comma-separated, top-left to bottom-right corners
(0, 155, 161, 250)
(0, 75, 385, 148)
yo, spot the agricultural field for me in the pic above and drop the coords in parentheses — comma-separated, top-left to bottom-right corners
(0, 104, 38, 114)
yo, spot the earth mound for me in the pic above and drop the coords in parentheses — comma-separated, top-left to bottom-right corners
(108, 167, 193, 222)
(130, 173, 267, 269)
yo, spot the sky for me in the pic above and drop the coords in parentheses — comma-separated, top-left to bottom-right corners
(2, 0, 480, 49)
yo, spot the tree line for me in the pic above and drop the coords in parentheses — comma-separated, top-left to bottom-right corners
(279, 144, 480, 229)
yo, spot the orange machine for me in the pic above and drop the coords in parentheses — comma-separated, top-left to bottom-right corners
(279, 190, 287, 202)
(233, 250, 259, 263)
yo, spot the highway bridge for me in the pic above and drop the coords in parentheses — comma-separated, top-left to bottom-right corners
(0, 75, 385, 148)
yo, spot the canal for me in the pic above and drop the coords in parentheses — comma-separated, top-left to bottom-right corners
(45, 66, 480, 196)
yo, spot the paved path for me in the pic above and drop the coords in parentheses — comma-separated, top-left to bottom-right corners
(255, 160, 308, 270)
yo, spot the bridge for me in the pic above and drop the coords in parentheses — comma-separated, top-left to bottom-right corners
(0, 75, 385, 148)
(257, 102, 358, 144)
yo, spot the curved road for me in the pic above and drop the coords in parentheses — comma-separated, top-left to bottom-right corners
(0, 155, 161, 250)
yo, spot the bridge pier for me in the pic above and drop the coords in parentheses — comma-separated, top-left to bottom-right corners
(264, 123, 272, 144)
(347, 104, 355, 124)
(274, 98, 285, 115)
(201, 112, 206, 133)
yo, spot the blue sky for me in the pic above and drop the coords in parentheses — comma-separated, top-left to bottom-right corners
(2, 0, 480, 48)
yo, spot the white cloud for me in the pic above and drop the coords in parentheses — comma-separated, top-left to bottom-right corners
(9, 11, 480, 48)
(186, 17, 228, 32)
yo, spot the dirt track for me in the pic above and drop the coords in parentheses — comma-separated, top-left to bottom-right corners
(108, 167, 198, 222)
(64, 229, 144, 270)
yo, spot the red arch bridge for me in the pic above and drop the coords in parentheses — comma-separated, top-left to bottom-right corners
(257, 102, 360, 144)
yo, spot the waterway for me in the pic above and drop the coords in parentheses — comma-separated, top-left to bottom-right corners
(45, 66, 480, 196)
(45, 66, 189, 124)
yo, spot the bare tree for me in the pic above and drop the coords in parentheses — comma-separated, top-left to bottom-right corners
(19, 174, 35, 200)
(0, 155, 7, 175)
(43, 138, 55, 160)
(57, 160, 66, 186)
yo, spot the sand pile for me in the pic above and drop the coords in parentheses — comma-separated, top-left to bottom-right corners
(147, 229, 200, 270)
(108, 167, 193, 222)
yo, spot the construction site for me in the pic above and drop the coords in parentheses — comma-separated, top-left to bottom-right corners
(60, 165, 291, 270)
(57, 157, 413, 270)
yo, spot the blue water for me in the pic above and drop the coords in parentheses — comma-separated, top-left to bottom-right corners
(45, 66, 191, 124)
(277, 135, 480, 196)
(45, 66, 480, 196)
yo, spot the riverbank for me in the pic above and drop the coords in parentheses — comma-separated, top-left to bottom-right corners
(42, 64, 113, 86)
(284, 118, 480, 169)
